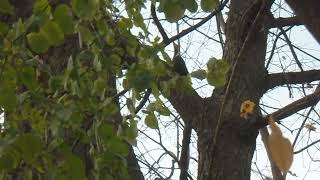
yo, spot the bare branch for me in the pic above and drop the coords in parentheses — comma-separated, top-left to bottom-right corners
(273, 87, 320, 120)
(260, 128, 284, 180)
(267, 70, 320, 90)
(294, 139, 320, 154)
(269, 16, 303, 28)
(151, 4, 170, 45)
(167, 0, 230, 45)
(256, 84, 320, 129)
(285, 0, 320, 43)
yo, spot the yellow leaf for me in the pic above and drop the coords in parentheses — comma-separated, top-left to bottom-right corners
(240, 100, 255, 119)
(268, 117, 293, 172)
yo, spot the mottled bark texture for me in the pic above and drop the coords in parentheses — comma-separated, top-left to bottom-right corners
(168, 0, 269, 179)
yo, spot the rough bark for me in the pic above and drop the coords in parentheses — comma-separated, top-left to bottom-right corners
(167, 0, 269, 179)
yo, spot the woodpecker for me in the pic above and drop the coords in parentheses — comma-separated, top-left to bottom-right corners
(172, 43, 188, 76)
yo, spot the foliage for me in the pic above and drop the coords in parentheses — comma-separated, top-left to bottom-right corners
(0, 0, 230, 178)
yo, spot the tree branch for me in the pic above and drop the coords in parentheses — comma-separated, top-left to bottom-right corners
(179, 124, 192, 180)
(150, 4, 170, 45)
(256, 83, 320, 129)
(294, 139, 320, 154)
(166, 0, 230, 46)
(260, 128, 284, 180)
(267, 69, 320, 90)
(269, 16, 303, 28)
(285, 0, 320, 43)
(273, 88, 320, 121)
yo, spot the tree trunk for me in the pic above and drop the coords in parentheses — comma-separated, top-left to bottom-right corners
(197, 0, 269, 179)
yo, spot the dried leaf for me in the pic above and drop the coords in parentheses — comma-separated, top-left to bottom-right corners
(240, 100, 255, 119)
(268, 117, 293, 172)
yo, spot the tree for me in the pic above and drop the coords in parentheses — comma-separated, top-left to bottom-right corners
(0, 0, 319, 180)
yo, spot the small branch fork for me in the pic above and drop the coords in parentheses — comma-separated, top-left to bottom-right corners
(151, 0, 230, 46)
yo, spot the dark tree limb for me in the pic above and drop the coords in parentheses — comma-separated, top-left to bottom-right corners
(179, 124, 192, 180)
(256, 84, 320, 129)
(150, 3, 203, 131)
(278, 27, 304, 72)
(273, 86, 320, 121)
(167, 0, 229, 45)
(294, 139, 320, 154)
(268, 16, 303, 28)
(285, 0, 320, 43)
(266, 69, 320, 90)
(260, 128, 284, 180)
(150, 0, 229, 46)
(150, 4, 170, 45)
(127, 146, 145, 180)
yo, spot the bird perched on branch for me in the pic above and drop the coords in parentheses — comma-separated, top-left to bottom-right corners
(172, 43, 189, 76)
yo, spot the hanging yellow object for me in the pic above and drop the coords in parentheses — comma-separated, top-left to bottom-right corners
(240, 100, 255, 119)
(268, 117, 293, 172)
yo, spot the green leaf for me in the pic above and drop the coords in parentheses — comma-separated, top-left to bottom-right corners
(118, 18, 133, 31)
(155, 100, 171, 116)
(206, 58, 230, 87)
(27, 32, 50, 53)
(145, 113, 158, 129)
(0, 0, 14, 14)
(78, 25, 94, 44)
(163, 2, 185, 23)
(105, 29, 116, 46)
(125, 120, 138, 146)
(98, 122, 115, 141)
(53, 4, 74, 34)
(127, 64, 154, 93)
(19, 67, 38, 91)
(71, 0, 99, 20)
(41, 21, 65, 46)
(0, 21, 9, 35)
(183, 0, 198, 13)
(33, 0, 51, 15)
(0, 150, 20, 171)
(132, 11, 146, 30)
(49, 75, 63, 92)
(0, 68, 17, 111)
(62, 154, 86, 179)
(190, 69, 207, 80)
(108, 137, 129, 157)
(13, 134, 42, 163)
(201, 0, 219, 12)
